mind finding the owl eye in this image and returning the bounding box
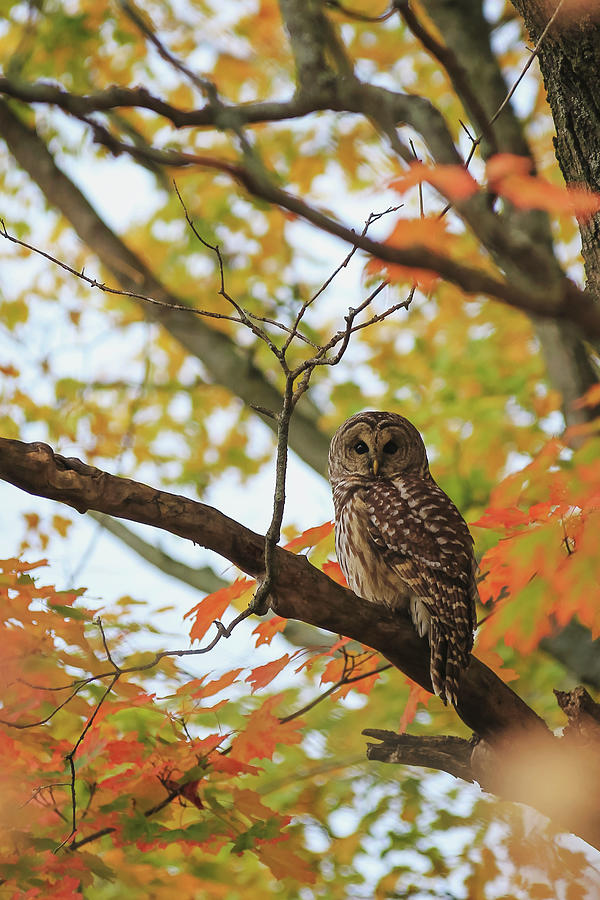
[383,440,398,455]
[353,440,368,454]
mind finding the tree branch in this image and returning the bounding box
[0,435,547,741]
[364,730,475,781]
[364,721,600,850]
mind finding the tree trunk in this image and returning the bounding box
[512,0,600,301]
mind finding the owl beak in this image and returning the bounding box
[371,457,380,476]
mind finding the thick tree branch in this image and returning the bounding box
[509,0,600,300]
[412,0,599,425]
[364,730,475,781]
[0,435,546,742]
[541,621,600,690]
[0,73,568,295]
[0,77,318,129]
[365,715,600,850]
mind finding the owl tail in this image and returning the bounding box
[428,621,468,708]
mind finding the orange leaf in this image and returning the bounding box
[487,154,600,220]
[246,652,299,693]
[391,162,478,201]
[321,656,346,685]
[575,382,600,408]
[230,695,304,762]
[471,506,530,530]
[210,755,260,776]
[322,560,347,585]
[253,615,288,646]
[399,681,431,732]
[474,647,519,683]
[258,839,316,884]
[284,521,334,553]
[186,578,253,642]
[52,515,72,538]
[486,153,532,181]
[189,668,243,699]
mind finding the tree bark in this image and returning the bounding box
[511,0,600,301]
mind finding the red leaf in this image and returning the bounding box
[391,162,478,201]
[252,615,287,646]
[186,578,253,643]
[246,652,299,693]
[284,521,334,552]
[230,695,303,762]
[105,739,145,766]
[163,777,204,809]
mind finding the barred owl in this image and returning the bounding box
[328,411,477,707]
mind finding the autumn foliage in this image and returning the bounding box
[1,0,600,897]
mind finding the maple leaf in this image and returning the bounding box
[246,652,300,693]
[229,695,304,762]
[487,154,600,220]
[185,578,254,643]
[252,615,287,646]
[187,668,244,700]
[257,839,317,884]
[162,777,204,809]
[398,681,431,733]
[322,560,347,585]
[391,162,478,201]
[284,521,334,553]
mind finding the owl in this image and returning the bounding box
[328,411,477,707]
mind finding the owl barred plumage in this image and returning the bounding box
[328,411,477,707]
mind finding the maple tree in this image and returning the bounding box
[1,0,600,896]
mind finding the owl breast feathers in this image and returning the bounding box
[328,410,477,707]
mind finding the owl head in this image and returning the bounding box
[328,411,429,484]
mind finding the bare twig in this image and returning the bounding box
[2,607,256,727]
[0,219,242,325]
[279,662,392,724]
[326,0,394,24]
[54,672,120,852]
[119,0,217,100]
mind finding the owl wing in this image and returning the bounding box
[360,474,477,639]
[360,475,477,706]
